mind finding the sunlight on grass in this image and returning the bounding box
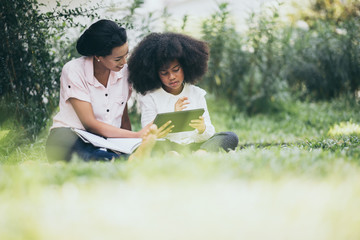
[0,130,9,141]
[328,121,360,136]
[1,176,360,240]
[1,99,360,239]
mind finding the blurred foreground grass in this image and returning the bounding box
[1,97,360,240]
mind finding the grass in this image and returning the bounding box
[1,96,360,239]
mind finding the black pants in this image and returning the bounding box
[153,131,239,154]
[46,128,125,162]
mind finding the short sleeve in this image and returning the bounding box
[192,85,206,98]
[127,83,133,101]
[138,93,157,127]
[61,62,91,103]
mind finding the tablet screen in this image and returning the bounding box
[153,108,205,133]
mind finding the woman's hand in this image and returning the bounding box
[174,97,190,111]
[189,116,206,134]
[139,121,174,139]
[156,120,174,138]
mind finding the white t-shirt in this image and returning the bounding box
[51,56,131,130]
[138,83,215,144]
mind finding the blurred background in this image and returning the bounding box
[1,1,360,239]
[1,0,359,140]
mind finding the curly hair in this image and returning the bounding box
[76,19,127,57]
[128,32,209,95]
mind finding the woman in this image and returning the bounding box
[128,32,238,153]
[46,20,171,161]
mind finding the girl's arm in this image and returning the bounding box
[192,95,216,142]
[70,98,144,138]
[121,103,132,131]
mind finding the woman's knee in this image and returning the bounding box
[45,128,79,161]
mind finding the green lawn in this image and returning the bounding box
[1,97,360,240]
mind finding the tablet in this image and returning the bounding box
[153,108,205,133]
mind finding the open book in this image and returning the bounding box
[72,128,142,155]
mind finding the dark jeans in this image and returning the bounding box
[46,128,126,162]
[153,131,239,154]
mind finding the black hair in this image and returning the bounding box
[76,19,127,57]
[128,32,209,95]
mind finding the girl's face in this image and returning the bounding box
[98,42,129,72]
[158,59,184,95]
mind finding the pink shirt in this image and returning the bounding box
[51,56,131,130]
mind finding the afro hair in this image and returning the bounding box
[128,32,209,95]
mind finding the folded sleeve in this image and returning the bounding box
[192,94,215,142]
[60,62,91,103]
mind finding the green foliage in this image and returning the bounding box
[0,0,152,141]
[285,0,360,99]
[201,3,290,114]
[105,0,158,40]
[271,0,360,100]
[3,95,360,164]
[1,96,360,239]
[241,4,290,113]
[286,17,360,99]
[201,1,360,112]
[0,0,100,139]
[201,3,252,112]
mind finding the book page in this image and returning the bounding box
[72,129,142,154]
[107,138,142,153]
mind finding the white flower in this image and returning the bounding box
[241,45,254,53]
[335,28,347,35]
[296,20,309,31]
[42,95,49,104]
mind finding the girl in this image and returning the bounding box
[128,32,238,153]
[46,20,171,162]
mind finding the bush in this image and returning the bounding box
[0,0,153,140]
[277,0,360,100]
[0,0,101,138]
[286,18,360,99]
[201,3,249,101]
[201,2,290,114]
[201,1,360,113]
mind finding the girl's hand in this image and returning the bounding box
[174,97,190,111]
[189,116,205,134]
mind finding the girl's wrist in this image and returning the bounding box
[198,126,206,134]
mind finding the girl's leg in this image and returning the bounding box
[153,140,185,154]
[199,132,239,152]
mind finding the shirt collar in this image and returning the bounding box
[84,56,99,86]
[84,57,126,87]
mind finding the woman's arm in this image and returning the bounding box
[121,103,132,131]
[69,98,141,138]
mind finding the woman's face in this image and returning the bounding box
[98,42,129,72]
[158,59,184,95]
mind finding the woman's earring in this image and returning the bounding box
[97,59,100,62]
